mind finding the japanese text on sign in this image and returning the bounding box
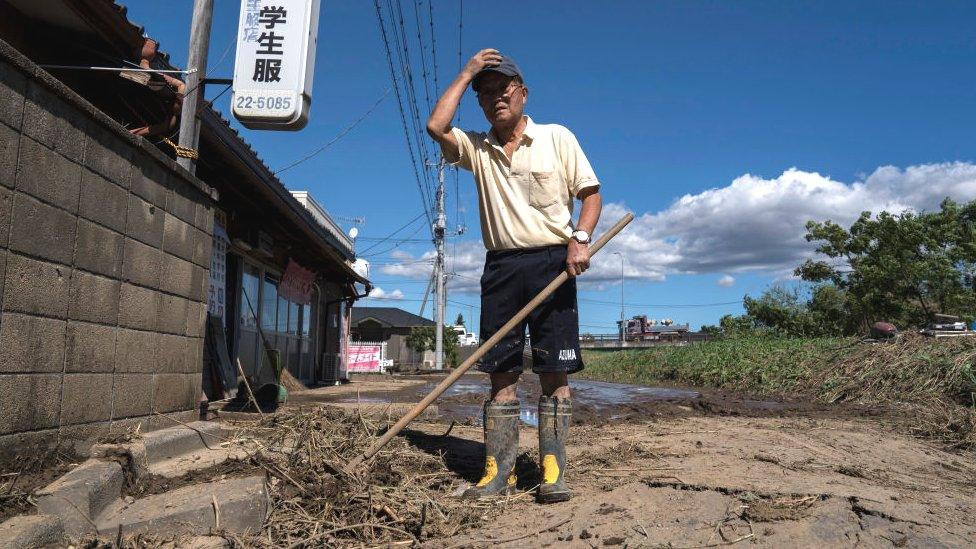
[279,258,316,305]
[232,0,321,130]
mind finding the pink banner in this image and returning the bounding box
[347,345,382,373]
[279,258,315,304]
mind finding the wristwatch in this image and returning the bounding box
[571,230,591,244]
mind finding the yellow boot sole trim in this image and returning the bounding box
[542,454,560,484]
[476,456,498,487]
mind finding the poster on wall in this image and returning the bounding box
[279,258,315,304]
[207,223,229,319]
[346,345,383,373]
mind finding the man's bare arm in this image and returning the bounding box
[426,48,502,162]
[566,187,602,277]
[576,187,602,235]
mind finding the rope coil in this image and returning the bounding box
[163,137,200,160]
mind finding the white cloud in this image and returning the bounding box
[378,240,486,294]
[593,162,976,278]
[717,275,736,287]
[367,286,404,300]
[373,162,976,288]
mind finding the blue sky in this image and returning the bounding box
[127,1,976,333]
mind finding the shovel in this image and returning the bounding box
[343,213,634,473]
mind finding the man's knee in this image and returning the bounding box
[489,372,520,402]
[539,372,570,399]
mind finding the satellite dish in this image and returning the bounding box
[348,227,359,239]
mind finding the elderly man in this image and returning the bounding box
[427,49,602,504]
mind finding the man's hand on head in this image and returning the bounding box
[463,49,503,78]
[566,239,590,277]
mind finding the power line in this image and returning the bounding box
[373,0,434,226]
[362,221,430,257]
[578,297,742,309]
[207,33,237,74]
[456,0,463,128]
[274,87,391,175]
[367,258,434,266]
[412,0,434,112]
[356,237,429,243]
[427,0,440,93]
[389,0,436,177]
[357,211,427,255]
[367,279,435,284]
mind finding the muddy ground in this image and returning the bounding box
[0,449,81,523]
[291,373,976,547]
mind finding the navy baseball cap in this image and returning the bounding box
[472,55,523,92]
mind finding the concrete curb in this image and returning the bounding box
[34,459,124,538]
[0,421,267,545]
[96,475,268,536]
[92,421,233,478]
[0,515,66,549]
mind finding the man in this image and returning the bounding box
[427,49,602,504]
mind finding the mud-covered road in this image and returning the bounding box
[291,374,976,547]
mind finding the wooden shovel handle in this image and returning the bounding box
[343,213,635,473]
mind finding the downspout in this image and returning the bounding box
[323,282,372,383]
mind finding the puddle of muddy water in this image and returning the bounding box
[315,374,791,426]
[420,377,703,426]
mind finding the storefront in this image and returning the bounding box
[233,255,315,385]
[193,82,368,392]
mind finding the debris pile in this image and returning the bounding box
[819,332,976,447]
[223,406,490,547]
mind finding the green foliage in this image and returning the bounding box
[718,313,757,336]
[582,337,846,392]
[725,284,857,337]
[699,324,722,336]
[796,197,976,329]
[455,313,465,326]
[718,198,976,337]
[580,336,976,447]
[581,336,976,405]
[405,326,460,366]
[405,326,432,354]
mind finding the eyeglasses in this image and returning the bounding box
[476,80,523,103]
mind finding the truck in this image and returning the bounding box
[617,315,690,342]
[449,325,479,346]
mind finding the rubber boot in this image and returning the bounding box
[462,400,519,499]
[537,395,572,503]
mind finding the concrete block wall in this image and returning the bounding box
[0,40,215,456]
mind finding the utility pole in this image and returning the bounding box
[433,160,447,370]
[177,0,214,175]
[614,252,625,345]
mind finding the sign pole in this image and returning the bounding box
[177,0,214,175]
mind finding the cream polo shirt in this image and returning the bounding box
[451,116,600,251]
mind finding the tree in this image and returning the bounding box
[736,284,858,337]
[719,313,756,336]
[405,326,460,367]
[455,313,465,327]
[699,324,722,336]
[796,198,976,329]
[405,326,434,354]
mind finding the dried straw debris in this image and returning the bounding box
[220,406,493,547]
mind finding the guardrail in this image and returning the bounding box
[580,333,711,349]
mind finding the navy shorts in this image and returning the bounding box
[478,245,583,375]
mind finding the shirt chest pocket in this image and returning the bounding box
[520,170,563,209]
